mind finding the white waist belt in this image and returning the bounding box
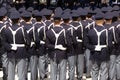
[11,44,25,47]
[77,39,83,42]
[95,45,107,48]
[94,45,107,51]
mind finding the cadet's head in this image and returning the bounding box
[87,13,92,19]
[53,14,61,25]
[0,7,7,21]
[87,9,94,19]
[62,12,71,24]
[18,7,26,14]
[95,13,105,25]
[44,10,53,20]
[27,7,34,13]
[71,10,79,21]
[104,12,113,24]
[80,10,87,20]
[21,11,32,22]
[101,7,108,13]
[112,11,119,23]
[112,5,119,12]
[10,11,20,24]
[33,10,42,22]
[53,8,63,25]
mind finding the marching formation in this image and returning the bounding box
[0,5,120,80]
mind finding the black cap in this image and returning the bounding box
[18,7,26,13]
[71,10,79,18]
[112,11,119,17]
[64,9,71,13]
[95,13,104,20]
[87,10,96,15]
[80,10,88,16]
[10,11,20,19]
[54,7,63,15]
[40,8,48,15]
[54,12,62,20]
[21,11,32,18]
[9,7,17,13]
[118,11,120,16]
[94,8,101,13]
[33,10,42,17]
[101,7,107,13]
[104,12,113,19]
[27,7,34,12]
[77,7,83,12]
[62,12,71,19]
[84,7,90,11]
[0,7,7,17]
[44,9,53,16]
[106,6,113,12]
[112,5,119,11]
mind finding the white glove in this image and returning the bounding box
[55,45,66,51]
[95,45,101,51]
[30,42,35,47]
[11,44,17,50]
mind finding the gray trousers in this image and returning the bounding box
[8,58,28,80]
[38,55,46,79]
[91,61,108,80]
[30,55,38,80]
[116,54,120,80]
[84,49,92,77]
[67,55,75,80]
[76,54,84,79]
[50,59,67,80]
[1,52,8,80]
[109,55,116,80]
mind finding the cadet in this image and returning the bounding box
[42,8,54,78]
[84,12,112,80]
[2,10,30,80]
[82,9,95,79]
[21,11,38,80]
[116,21,120,80]
[33,10,47,80]
[0,7,8,80]
[61,12,77,80]
[104,12,117,80]
[79,9,90,79]
[46,12,68,80]
[70,10,85,80]
[112,11,120,80]
[43,9,53,30]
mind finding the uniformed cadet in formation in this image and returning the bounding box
[0,7,8,80]
[0,4,120,80]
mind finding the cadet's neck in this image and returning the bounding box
[26,21,31,24]
[54,24,60,27]
[96,19,104,26]
[105,19,112,24]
